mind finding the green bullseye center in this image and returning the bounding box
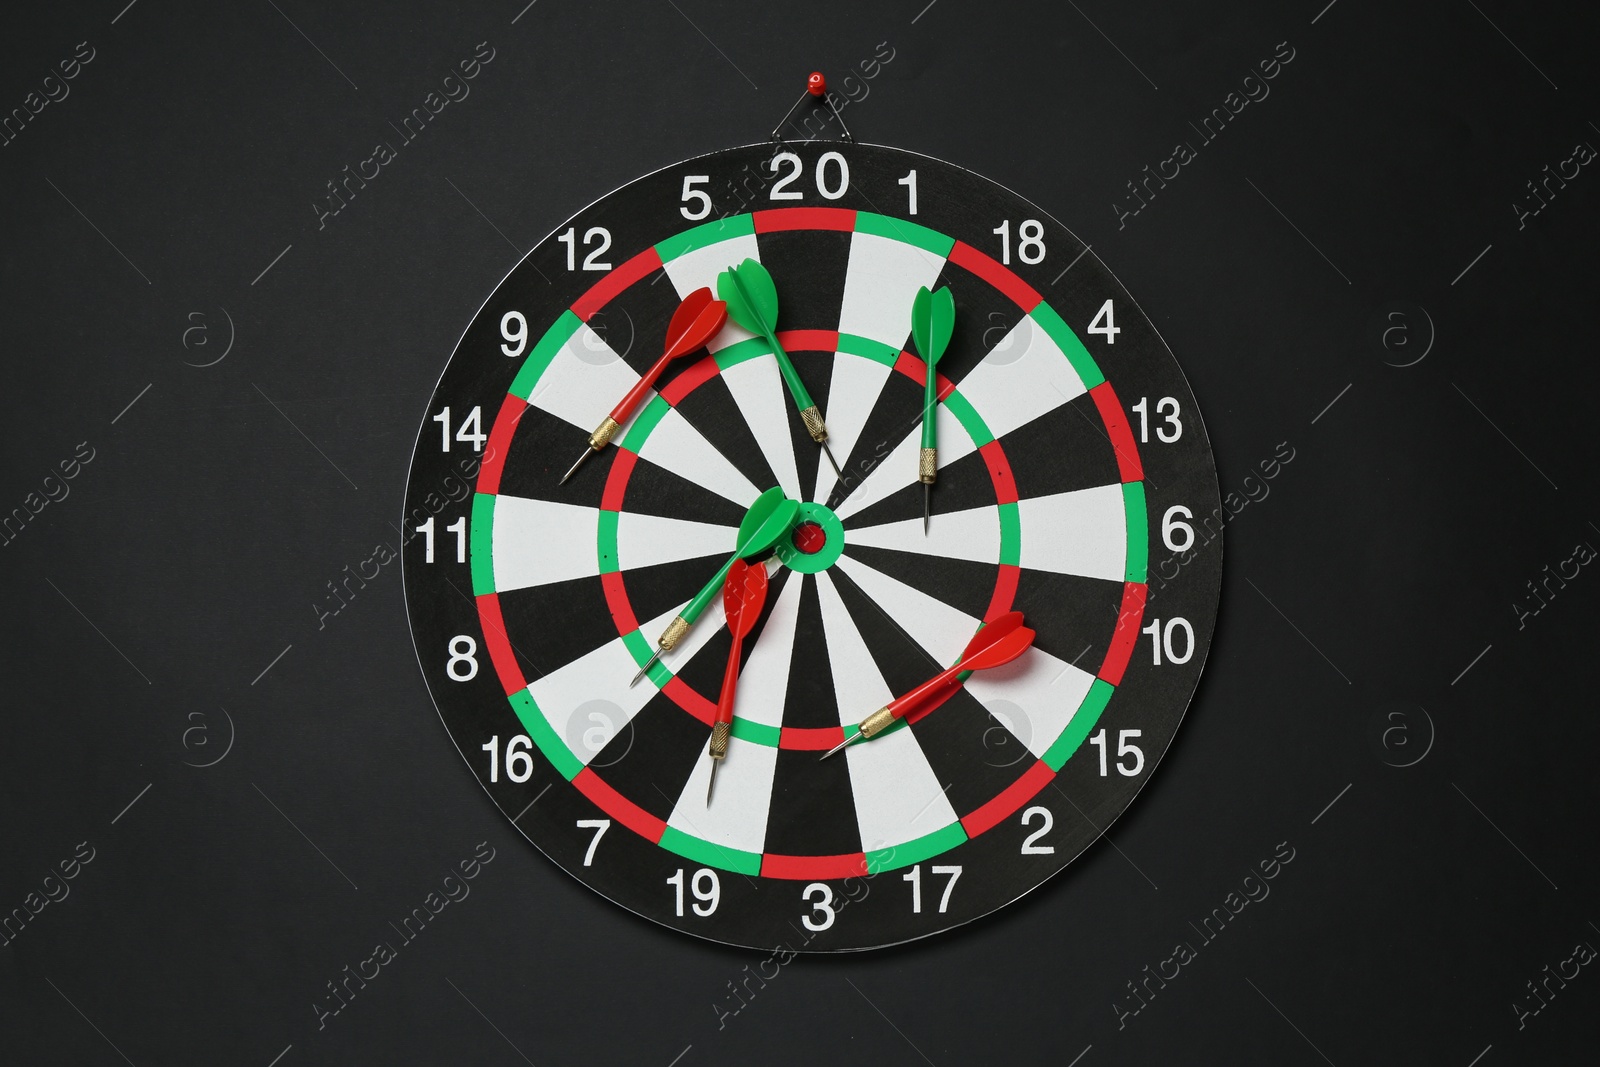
[774,501,845,574]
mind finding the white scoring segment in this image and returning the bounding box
[1015,484,1127,582]
[844,502,1002,567]
[633,405,761,509]
[525,322,642,431]
[833,554,979,668]
[814,572,959,851]
[836,231,947,348]
[956,315,1089,435]
[491,496,599,593]
[526,600,727,768]
[731,568,802,732]
[614,509,738,575]
[668,737,777,858]
[965,646,1097,761]
[718,353,804,501]
[812,354,894,503]
[660,232,761,353]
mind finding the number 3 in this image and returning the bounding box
[802,883,836,931]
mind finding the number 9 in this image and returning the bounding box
[500,311,527,358]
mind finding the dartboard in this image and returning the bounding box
[403,141,1221,951]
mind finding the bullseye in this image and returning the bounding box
[792,521,827,554]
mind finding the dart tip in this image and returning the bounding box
[821,440,842,478]
[560,447,594,485]
[819,734,858,760]
[706,760,720,804]
[629,648,662,688]
[924,484,931,535]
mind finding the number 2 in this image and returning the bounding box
[1020,806,1055,854]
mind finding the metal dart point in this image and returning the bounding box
[560,446,596,485]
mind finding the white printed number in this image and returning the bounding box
[576,819,610,866]
[1161,506,1194,553]
[446,635,478,681]
[1130,396,1182,442]
[898,169,918,214]
[993,219,1046,265]
[432,406,485,452]
[680,175,712,220]
[768,151,851,201]
[902,864,962,914]
[500,311,527,357]
[557,226,612,271]
[480,734,533,782]
[668,868,720,917]
[1088,299,1121,344]
[1141,617,1194,665]
[802,883,836,931]
[1020,806,1055,854]
[414,516,466,563]
[1089,729,1145,776]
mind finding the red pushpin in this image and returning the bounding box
[772,71,851,142]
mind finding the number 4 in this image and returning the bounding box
[1088,299,1120,343]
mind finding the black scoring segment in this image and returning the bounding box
[755,227,852,332]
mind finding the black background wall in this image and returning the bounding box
[3,1,1597,1063]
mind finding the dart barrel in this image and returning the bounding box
[800,405,828,444]
[659,615,690,651]
[589,416,621,451]
[709,720,730,760]
[858,706,896,739]
[919,448,937,483]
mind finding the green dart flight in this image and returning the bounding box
[718,258,842,477]
[630,487,799,686]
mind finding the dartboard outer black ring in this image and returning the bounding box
[402,141,1223,952]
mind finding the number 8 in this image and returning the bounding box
[446,635,478,681]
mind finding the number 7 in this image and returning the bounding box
[576,819,610,866]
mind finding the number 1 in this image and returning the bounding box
[898,169,918,215]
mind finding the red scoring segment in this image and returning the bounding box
[472,212,1149,872]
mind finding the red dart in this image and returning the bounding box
[560,287,728,484]
[707,559,769,803]
[822,612,1036,759]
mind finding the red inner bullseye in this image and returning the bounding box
[792,521,827,554]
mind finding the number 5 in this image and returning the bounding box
[680,175,711,220]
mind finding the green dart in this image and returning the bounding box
[911,285,955,533]
[718,259,842,477]
[630,487,800,686]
